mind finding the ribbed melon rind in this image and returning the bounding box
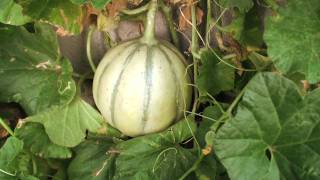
[93,39,192,136]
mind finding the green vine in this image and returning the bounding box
[205,0,212,43]
[191,4,199,115]
[178,153,205,180]
[159,0,180,48]
[121,3,150,15]
[86,25,97,73]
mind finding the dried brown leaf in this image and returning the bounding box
[128,0,143,6]
[56,27,71,36]
[178,5,203,31]
[202,145,212,155]
[0,127,8,138]
[301,80,310,91]
[86,4,100,15]
[97,13,120,31]
[106,0,128,17]
[168,0,184,4]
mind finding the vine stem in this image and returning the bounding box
[31,155,37,176]
[226,85,246,115]
[159,0,180,48]
[191,3,199,115]
[141,0,158,45]
[211,85,247,132]
[179,153,205,180]
[121,3,150,15]
[72,72,82,78]
[188,0,202,162]
[0,168,16,177]
[76,72,92,97]
[86,25,97,72]
[205,0,212,45]
[0,117,14,137]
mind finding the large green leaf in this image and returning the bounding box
[68,118,197,179]
[264,0,320,83]
[0,137,24,180]
[15,122,72,159]
[214,73,320,180]
[196,105,224,147]
[16,0,82,34]
[220,0,253,12]
[196,49,235,96]
[0,137,51,180]
[27,97,103,147]
[0,23,76,115]
[70,0,112,9]
[0,0,31,25]
[14,152,51,180]
[68,138,116,180]
[114,118,197,180]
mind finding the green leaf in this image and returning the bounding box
[16,0,82,34]
[15,122,72,159]
[68,138,116,180]
[195,154,217,180]
[196,106,223,147]
[0,137,51,180]
[47,159,69,180]
[70,0,112,9]
[13,151,33,178]
[53,168,67,180]
[0,0,31,25]
[214,72,320,180]
[0,23,76,115]
[114,118,197,180]
[220,0,253,12]
[17,155,51,180]
[196,49,235,96]
[264,0,320,83]
[248,52,272,71]
[203,106,224,122]
[225,7,264,47]
[92,121,123,138]
[27,97,103,147]
[0,137,23,179]
[21,176,40,180]
[91,0,112,9]
[70,0,87,4]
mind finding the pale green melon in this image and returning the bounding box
[93,39,192,136]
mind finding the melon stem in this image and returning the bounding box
[141,0,158,45]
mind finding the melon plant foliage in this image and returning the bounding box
[0,0,320,180]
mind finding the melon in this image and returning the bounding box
[92,38,192,136]
[92,0,192,136]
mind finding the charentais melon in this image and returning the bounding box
[93,0,192,136]
[93,39,192,136]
